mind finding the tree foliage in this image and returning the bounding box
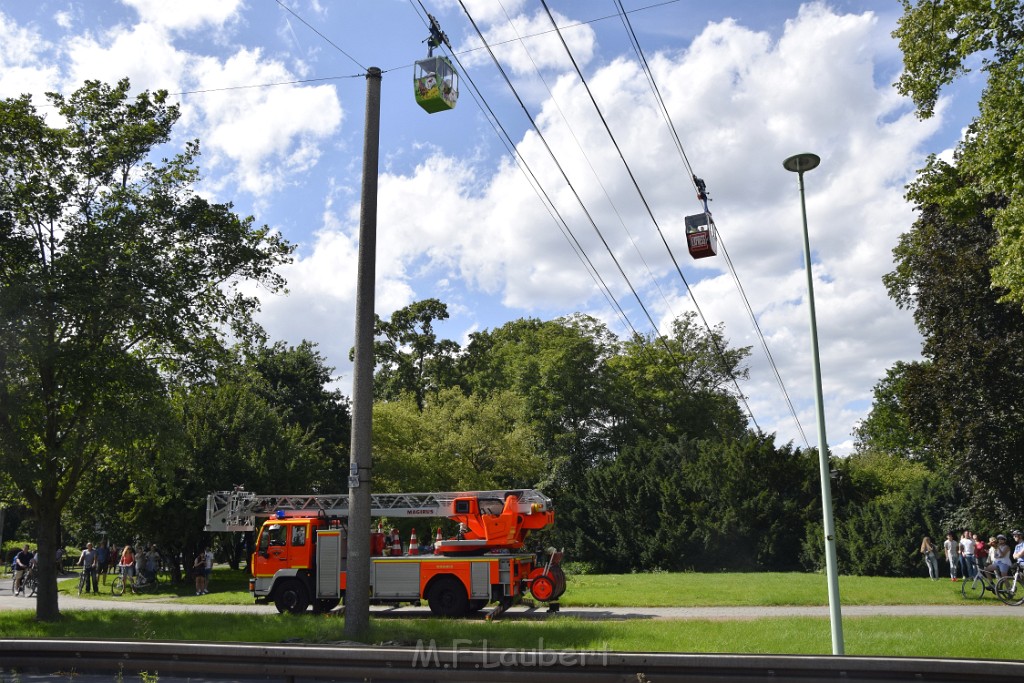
[0,79,292,619]
[368,298,459,410]
[894,0,1024,304]
[883,160,1024,521]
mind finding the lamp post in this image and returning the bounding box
[783,152,844,655]
[344,66,382,640]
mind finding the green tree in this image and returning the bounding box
[852,361,934,466]
[883,160,1024,520]
[0,80,292,620]
[459,315,618,484]
[893,0,1024,304]
[608,312,750,447]
[368,298,459,410]
[371,388,543,493]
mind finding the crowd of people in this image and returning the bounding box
[919,529,1024,581]
[71,541,167,593]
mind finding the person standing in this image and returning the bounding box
[943,532,959,581]
[203,546,214,594]
[193,551,206,595]
[96,541,110,585]
[76,542,98,593]
[960,529,978,579]
[920,536,939,580]
[991,535,1010,577]
[118,545,135,578]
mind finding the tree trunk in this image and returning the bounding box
[33,501,62,621]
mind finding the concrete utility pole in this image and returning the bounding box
[783,152,844,655]
[344,66,382,640]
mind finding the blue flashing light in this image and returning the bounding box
[275,509,286,519]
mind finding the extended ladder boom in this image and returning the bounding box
[205,488,552,532]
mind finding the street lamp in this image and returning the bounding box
[783,152,844,655]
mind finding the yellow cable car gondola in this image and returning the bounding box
[414,14,458,114]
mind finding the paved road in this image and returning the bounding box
[2,589,1023,619]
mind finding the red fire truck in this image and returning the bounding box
[205,488,566,617]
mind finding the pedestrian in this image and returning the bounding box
[943,531,959,581]
[920,536,939,580]
[203,546,214,593]
[96,541,110,585]
[959,529,978,579]
[193,551,206,595]
[76,542,98,593]
[973,532,988,570]
[118,545,135,577]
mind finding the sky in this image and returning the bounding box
[0,0,984,455]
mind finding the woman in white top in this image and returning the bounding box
[991,535,1012,577]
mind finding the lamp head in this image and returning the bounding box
[783,153,821,173]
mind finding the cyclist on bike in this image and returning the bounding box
[1013,530,1024,569]
[992,534,1012,577]
[76,542,99,593]
[13,545,33,596]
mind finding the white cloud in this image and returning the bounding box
[457,7,597,76]
[0,10,60,99]
[64,22,189,93]
[186,48,344,195]
[120,0,243,32]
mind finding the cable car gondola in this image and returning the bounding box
[685,212,717,259]
[414,14,458,114]
[685,176,717,259]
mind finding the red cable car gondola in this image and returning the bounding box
[685,212,717,259]
[686,176,717,259]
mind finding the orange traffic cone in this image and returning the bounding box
[408,528,419,555]
[391,528,402,556]
[435,527,443,544]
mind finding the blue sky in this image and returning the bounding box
[0,1,983,454]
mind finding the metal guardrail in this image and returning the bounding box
[1,640,1023,682]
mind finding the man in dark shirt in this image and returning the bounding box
[13,545,33,595]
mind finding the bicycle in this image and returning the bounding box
[21,566,38,597]
[995,565,1024,606]
[961,565,999,599]
[111,570,157,596]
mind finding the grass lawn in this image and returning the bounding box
[53,569,974,608]
[562,571,971,606]
[2,569,1015,659]
[0,610,1020,659]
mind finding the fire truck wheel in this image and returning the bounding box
[529,575,555,602]
[427,577,469,617]
[274,580,310,614]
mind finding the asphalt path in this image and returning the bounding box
[2,586,1023,619]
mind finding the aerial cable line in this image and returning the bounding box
[274,0,368,72]
[455,0,679,361]
[166,74,365,99]
[408,0,646,344]
[537,0,760,430]
[613,0,809,447]
[494,0,682,332]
